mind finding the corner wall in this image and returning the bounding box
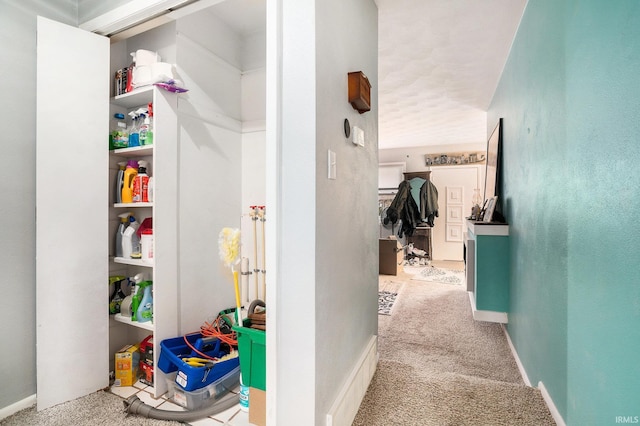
[271,0,378,424]
[315,0,379,423]
[489,0,640,423]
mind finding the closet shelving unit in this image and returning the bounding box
[108,84,179,395]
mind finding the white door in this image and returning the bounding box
[430,166,481,261]
[36,16,109,410]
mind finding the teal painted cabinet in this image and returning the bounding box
[465,220,509,323]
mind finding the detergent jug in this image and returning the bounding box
[121,160,138,203]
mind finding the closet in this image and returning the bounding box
[36,2,265,410]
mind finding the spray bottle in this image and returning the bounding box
[145,102,154,145]
[128,111,140,147]
[139,111,150,146]
[115,212,130,258]
[108,276,128,314]
[121,160,138,203]
[132,160,149,203]
[130,273,145,321]
[136,281,153,323]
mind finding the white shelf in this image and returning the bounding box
[112,86,154,108]
[114,202,153,208]
[113,313,154,331]
[111,145,153,157]
[114,257,154,267]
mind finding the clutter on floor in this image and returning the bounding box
[111,210,268,423]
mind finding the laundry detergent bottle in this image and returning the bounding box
[115,162,126,204]
[136,281,153,323]
[132,160,149,203]
[121,160,138,203]
[114,212,130,258]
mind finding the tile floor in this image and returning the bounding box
[110,380,253,426]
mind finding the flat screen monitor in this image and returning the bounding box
[483,118,503,221]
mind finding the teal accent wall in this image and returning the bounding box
[565,1,640,424]
[489,0,640,423]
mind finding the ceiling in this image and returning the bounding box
[205,0,527,150]
[375,0,527,149]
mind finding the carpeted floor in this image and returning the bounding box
[0,391,182,426]
[355,263,556,426]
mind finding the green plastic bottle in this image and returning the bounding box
[136,281,153,323]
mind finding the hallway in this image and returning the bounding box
[354,261,555,425]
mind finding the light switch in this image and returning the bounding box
[353,126,365,147]
[328,150,336,179]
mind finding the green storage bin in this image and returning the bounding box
[233,324,266,391]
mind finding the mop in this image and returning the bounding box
[250,206,259,301]
[218,227,242,326]
[258,206,266,300]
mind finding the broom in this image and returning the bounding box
[218,227,242,327]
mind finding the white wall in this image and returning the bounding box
[0,0,78,411]
[380,144,485,260]
[270,0,378,424]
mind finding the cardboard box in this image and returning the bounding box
[249,387,266,426]
[379,238,403,275]
[114,344,139,387]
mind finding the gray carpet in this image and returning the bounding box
[354,270,556,426]
[0,391,182,426]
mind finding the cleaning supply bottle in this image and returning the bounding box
[122,215,140,259]
[121,160,138,203]
[115,162,126,204]
[130,273,145,321]
[132,160,149,203]
[136,281,153,323]
[115,212,130,258]
[128,111,140,147]
[145,102,154,145]
[139,111,151,146]
[147,177,154,203]
[111,113,129,149]
[108,277,128,314]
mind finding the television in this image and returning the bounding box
[483,118,504,223]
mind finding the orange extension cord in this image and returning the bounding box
[182,315,238,360]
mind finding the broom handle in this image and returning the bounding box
[259,207,266,301]
[252,206,259,300]
[233,269,242,326]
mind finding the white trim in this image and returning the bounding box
[501,324,531,386]
[0,394,36,421]
[468,291,508,323]
[467,220,509,236]
[326,335,377,426]
[538,381,566,426]
[79,0,196,36]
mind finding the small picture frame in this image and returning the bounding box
[483,196,498,223]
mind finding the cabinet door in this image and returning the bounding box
[36,16,109,410]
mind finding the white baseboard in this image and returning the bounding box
[502,326,565,426]
[326,335,377,426]
[501,324,531,386]
[0,394,36,421]
[538,381,566,426]
[468,291,508,323]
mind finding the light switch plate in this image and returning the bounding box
[353,126,365,147]
[328,150,336,179]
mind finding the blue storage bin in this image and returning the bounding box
[158,333,240,391]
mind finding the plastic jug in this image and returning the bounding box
[121,160,138,203]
